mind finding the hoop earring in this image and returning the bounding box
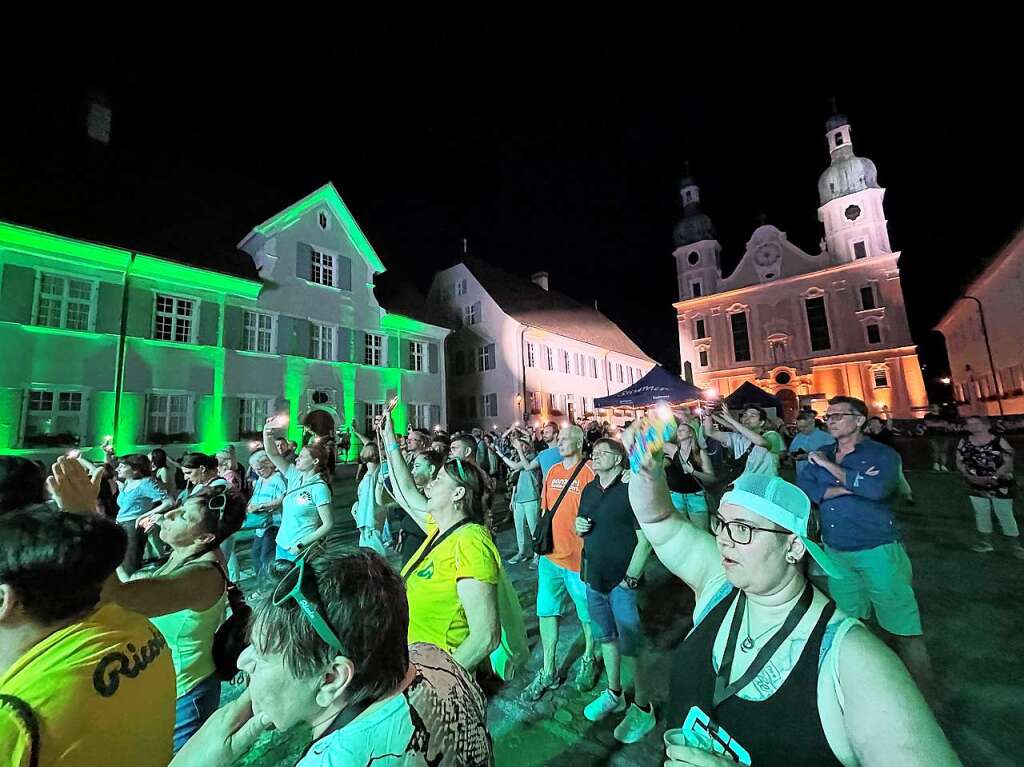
[785,554,797,564]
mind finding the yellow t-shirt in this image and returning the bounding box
[401,522,501,654]
[0,602,175,767]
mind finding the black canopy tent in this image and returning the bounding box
[594,366,704,409]
[724,381,782,412]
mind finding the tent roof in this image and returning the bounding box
[724,381,781,409]
[594,366,703,408]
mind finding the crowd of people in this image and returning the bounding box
[4,393,1021,765]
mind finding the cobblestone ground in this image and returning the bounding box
[223,462,1024,767]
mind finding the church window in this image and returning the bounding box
[730,312,751,363]
[691,281,702,298]
[859,285,876,310]
[698,349,709,367]
[853,241,867,260]
[688,251,700,265]
[804,297,831,351]
[835,132,844,146]
[866,324,881,344]
[873,368,889,389]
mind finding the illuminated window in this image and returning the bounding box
[25,389,83,446]
[456,279,468,296]
[238,397,272,436]
[154,295,195,343]
[147,393,192,438]
[364,333,383,366]
[477,344,495,371]
[527,343,536,368]
[311,248,336,286]
[409,341,425,372]
[528,391,541,413]
[243,311,275,353]
[34,272,95,331]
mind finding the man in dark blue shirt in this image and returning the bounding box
[799,395,933,690]
[575,438,655,744]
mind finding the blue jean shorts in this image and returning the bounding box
[585,583,641,656]
[536,556,590,622]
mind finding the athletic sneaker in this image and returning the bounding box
[613,702,657,743]
[584,689,626,722]
[507,553,526,565]
[971,540,995,553]
[575,655,602,691]
[521,670,560,702]
[527,555,538,570]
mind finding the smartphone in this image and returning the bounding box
[385,395,399,413]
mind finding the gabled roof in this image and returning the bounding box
[935,224,1024,332]
[238,182,386,274]
[458,256,655,362]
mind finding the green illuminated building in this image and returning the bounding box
[0,183,449,461]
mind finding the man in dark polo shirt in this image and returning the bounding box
[574,437,655,744]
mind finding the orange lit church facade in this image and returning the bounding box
[673,114,927,423]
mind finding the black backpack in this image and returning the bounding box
[211,564,252,682]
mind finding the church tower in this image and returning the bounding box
[672,170,721,300]
[816,114,892,264]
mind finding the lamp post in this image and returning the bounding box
[961,295,1003,416]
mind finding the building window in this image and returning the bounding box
[528,391,541,413]
[616,364,624,383]
[154,295,195,343]
[243,311,275,353]
[463,302,481,326]
[608,361,613,380]
[548,393,561,413]
[309,323,334,361]
[835,132,844,146]
[364,333,383,366]
[477,344,495,371]
[35,272,95,331]
[730,312,751,362]
[691,281,703,298]
[147,393,192,440]
[364,402,385,436]
[853,241,867,260]
[859,285,876,310]
[408,341,425,372]
[482,393,498,417]
[408,403,435,429]
[694,318,706,339]
[545,346,554,371]
[238,397,271,437]
[698,349,710,367]
[687,251,700,265]
[527,343,536,368]
[873,368,889,389]
[866,324,882,344]
[318,210,329,230]
[561,350,570,374]
[589,357,598,378]
[627,367,635,384]
[804,297,832,352]
[25,389,83,446]
[456,278,468,296]
[455,350,465,376]
[573,353,582,376]
[311,248,336,286]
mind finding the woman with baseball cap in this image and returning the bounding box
[622,420,959,767]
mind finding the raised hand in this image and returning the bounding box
[47,455,104,515]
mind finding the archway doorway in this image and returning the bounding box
[777,389,799,424]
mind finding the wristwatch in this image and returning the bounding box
[623,575,640,590]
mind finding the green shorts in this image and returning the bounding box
[824,542,923,637]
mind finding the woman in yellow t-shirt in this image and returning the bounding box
[381,413,502,670]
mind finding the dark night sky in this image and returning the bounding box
[2,24,1019,399]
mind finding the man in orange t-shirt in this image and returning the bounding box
[521,425,601,703]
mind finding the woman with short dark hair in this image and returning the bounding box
[114,453,174,575]
[0,456,47,515]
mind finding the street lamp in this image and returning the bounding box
[939,377,951,385]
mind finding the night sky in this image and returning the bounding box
[2,27,1019,402]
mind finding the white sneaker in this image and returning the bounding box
[613,702,656,743]
[583,689,626,722]
[971,540,995,553]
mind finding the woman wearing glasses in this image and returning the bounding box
[622,420,959,767]
[102,486,246,753]
[380,412,502,671]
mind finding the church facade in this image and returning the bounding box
[673,114,927,422]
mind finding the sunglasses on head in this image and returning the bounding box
[271,541,344,652]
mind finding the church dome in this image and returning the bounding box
[817,154,879,205]
[674,211,717,246]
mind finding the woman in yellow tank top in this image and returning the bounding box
[102,485,245,753]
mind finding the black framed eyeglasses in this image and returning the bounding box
[711,513,790,545]
[824,412,859,422]
[271,542,344,652]
[206,491,228,513]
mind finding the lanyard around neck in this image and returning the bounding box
[713,582,814,710]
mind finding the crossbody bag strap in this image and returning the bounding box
[402,519,473,581]
[545,459,587,518]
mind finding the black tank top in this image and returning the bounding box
[668,588,843,766]
[665,451,704,494]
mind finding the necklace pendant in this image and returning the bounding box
[740,637,755,653]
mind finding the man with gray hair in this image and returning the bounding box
[247,451,287,589]
[522,424,601,701]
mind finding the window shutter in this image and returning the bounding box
[472,301,481,323]
[387,334,400,367]
[407,403,416,427]
[224,307,244,350]
[296,242,313,280]
[486,343,496,371]
[401,339,411,370]
[276,316,295,355]
[223,396,242,439]
[337,254,352,291]
[488,393,497,415]
[296,320,312,358]
[430,404,441,427]
[428,343,439,374]
[338,327,352,362]
[1,265,37,324]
